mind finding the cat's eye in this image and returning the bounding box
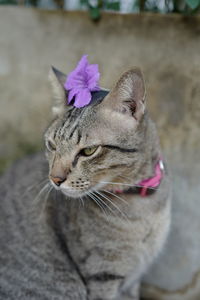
[47,139,56,152]
[82,146,98,156]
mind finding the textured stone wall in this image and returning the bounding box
[0,7,200,299]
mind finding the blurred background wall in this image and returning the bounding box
[0,4,200,299]
[0,7,200,173]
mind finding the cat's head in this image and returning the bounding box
[45,66,147,198]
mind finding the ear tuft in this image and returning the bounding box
[48,66,68,117]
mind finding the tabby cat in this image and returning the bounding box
[0,67,171,300]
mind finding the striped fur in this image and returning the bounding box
[0,154,87,300]
[0,68,171,299]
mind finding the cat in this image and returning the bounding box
[0,66,171,300]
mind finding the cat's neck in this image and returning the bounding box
[143,112,161,166]
[114,112,161,188]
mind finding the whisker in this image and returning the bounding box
[87,191,109,220]
[34,182,51,204]
[78,198,81,208]
[22,178,49,198]
[117,174,133,181]
[86,191,104,211]
[97,181,158,191]
[41,185,53,214]
[80,196,85,207]
[94,190,129,222]
[102,189,129,206]
[36,185,53,220]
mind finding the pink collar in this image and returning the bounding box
[113,159,164,197]
[138,159,164,196]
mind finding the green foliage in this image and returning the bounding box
[104,1,120,10]
[89,5,101,20]
[26,0,39,6]
[81,0,200,17]
[81,1,120,20]
[0,0,200,16]
[0,0,38,4]
[186,0,200,9]
[0,0,17,3]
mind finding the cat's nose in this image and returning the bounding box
[50,175,66,186]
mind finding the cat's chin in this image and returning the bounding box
[60,188,88,199]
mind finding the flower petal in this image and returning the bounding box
[64,55,100,108]
[64,55,89,90]
[86,64,100,90]
[74,89,91,108]
[75,54,88,72]
[65,71,84,89]
[68,89,78,104]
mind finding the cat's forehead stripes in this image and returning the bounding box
[64,107,88,141]
[53,90,109,143]
[60,107,78,138]
[54,106,88,143]
[52,109,72,139]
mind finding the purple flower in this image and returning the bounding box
[64,55,100,108]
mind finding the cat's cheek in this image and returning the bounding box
[45,150,50,161]
[45,151,56,176]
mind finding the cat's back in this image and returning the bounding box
[0,153,86,300]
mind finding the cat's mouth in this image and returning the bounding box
[50,179,107,199]
[49,179,90,198]
[60,187,88,198]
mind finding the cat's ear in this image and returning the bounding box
[104,68,146,121]
[48,66,68,117]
